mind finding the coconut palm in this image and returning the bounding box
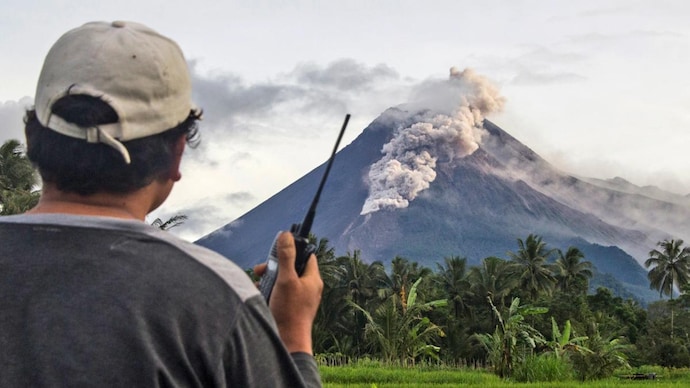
[645,239,690,300]
[333,251,388,356]
[337,251,386,306]
[312,235,340,287]
[149,214,187,230]
[469,256,516,310]
[435,256,472,319]
[389,256,432,308]
[312,237,352,355]
[554,247,593,295]
[507,234,557,301]
[645,239,690,339]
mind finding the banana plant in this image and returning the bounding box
[547,317,591,359]
[476,296,547,378]
[351,277,447,364]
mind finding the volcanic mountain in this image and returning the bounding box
[196,71,689,303]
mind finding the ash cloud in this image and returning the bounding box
[360,68,505,215]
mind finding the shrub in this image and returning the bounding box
[512,354,573,382]
[570,332,630,381]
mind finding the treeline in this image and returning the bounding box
[302,234,690,381]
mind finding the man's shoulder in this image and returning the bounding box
[0,213,261,302]
[147,224,262,302]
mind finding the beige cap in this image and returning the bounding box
[35,21,197,164]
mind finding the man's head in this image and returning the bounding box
[25,21,201,196]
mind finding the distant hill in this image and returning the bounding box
[196,107,688,304]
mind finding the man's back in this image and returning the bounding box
[11,20,323,387]
[0,214,316,387]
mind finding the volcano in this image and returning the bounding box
[196,76,690,304]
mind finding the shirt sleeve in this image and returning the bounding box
[290,352,321,388]
[219,296,322,388]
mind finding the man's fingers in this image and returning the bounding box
[301,253,319,278]
[253,263,267,277]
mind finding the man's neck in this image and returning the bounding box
[28,183,163,221]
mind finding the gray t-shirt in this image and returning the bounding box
[0,214,321,387]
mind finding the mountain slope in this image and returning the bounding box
[480,120,690,260]
[196,108,685,303]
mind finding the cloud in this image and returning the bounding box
[190,62,302,134]
[153,190,255,242]
[566,30,684,46]
[511,69,586,85]
[190,58,401,134]
[577,5,632,18]
[518,46,587,64]
[290,59,399,91]
[501,46,587,86]
[0,97,33,145]
[185,57,408,166]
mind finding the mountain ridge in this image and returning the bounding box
[196,108,687,303]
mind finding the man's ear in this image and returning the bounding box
[170,135,186,182]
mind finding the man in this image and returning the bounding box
[0,21,323,387]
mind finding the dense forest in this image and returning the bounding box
[284,234,690,381]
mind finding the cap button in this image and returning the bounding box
[111,21,126,28]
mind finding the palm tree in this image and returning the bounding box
[645,239,690,300]
[469,256,516,310]
[389,256,431,308]
[149,214,187,230]
[645,239,690,339]
[312,235,340,287]
[333,251,388,356]
[436,256,472,319]
[312,234,336,263]
[0,139,40,215]
[554,247,593,295]
[337,251,387,306]
[312,237,351,356]
[507,234,557,301]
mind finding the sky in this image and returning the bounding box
[1,0,688,242]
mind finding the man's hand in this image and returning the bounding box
[253,232,323,354]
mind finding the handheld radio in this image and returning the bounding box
[259,114,350,303]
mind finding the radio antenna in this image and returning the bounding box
[297,114,350,238]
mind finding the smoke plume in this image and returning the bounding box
[360,68,505,215]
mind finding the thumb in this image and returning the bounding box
[276,231,297,278]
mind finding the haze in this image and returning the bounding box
[1,0,688,241]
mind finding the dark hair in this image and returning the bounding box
[25,95,201,195]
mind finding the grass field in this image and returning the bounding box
[320,364,690,387]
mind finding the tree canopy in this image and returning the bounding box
[0,139,40,215]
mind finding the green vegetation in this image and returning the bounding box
[306,234,690,383]
[0,139,39,214]
[320,363,690,387]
